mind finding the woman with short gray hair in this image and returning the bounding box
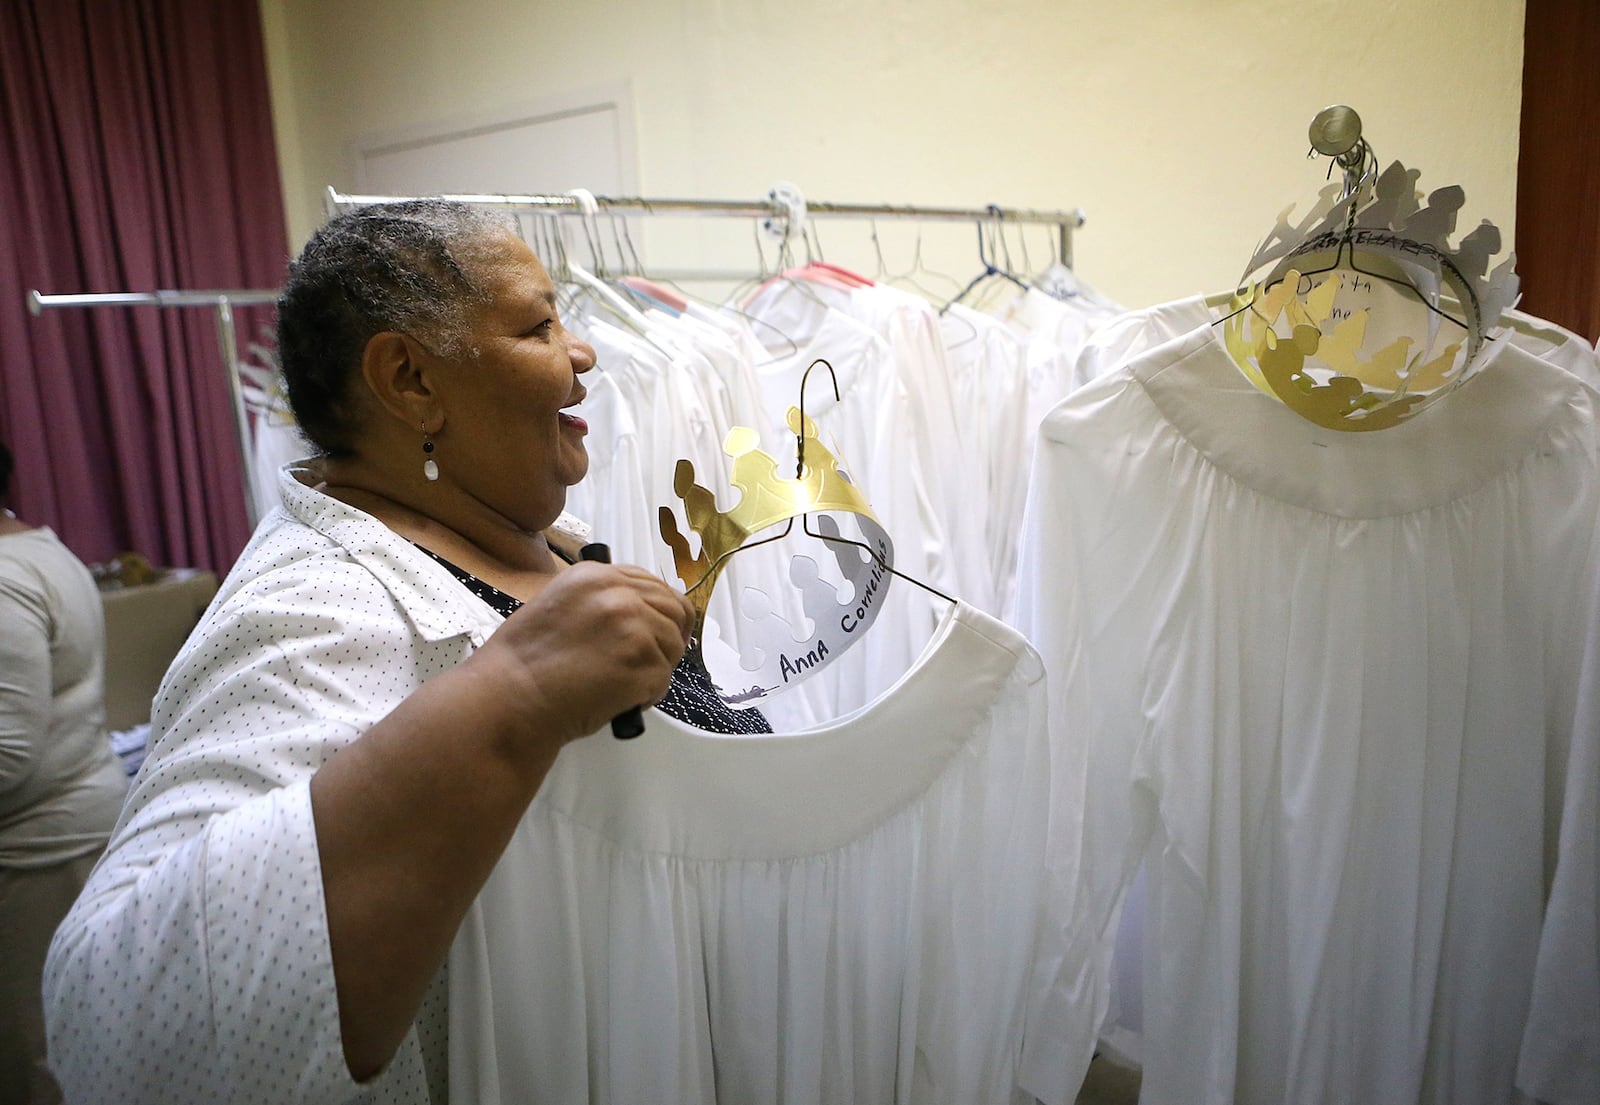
[44,201,697,1103]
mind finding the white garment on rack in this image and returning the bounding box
[666,306,770,443]
[575,266,1113,726]
[941,303,1030,616]
[246,405,309,521]
[571,306,837,729]
[559,366,650,568]
[644,305,806,679]
[1501,306,1600,389]
[1030,291,1209,1068]
[1066,294,1212,394]
[996,285,1122,424]
[1070,297,1600,402]
[748,304,951,721]
[575,316,682,580]
[844,284,991,608]
[449,600,1054,1105]
[1043,292,1600,1075]
[1014,323,1600,1105]
[744,279,977,604]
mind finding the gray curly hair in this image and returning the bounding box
[276,199,520,457]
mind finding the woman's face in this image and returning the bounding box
[429,231,596,528]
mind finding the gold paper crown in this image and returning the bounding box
[1221,270,1459,430]
[658,407,876,631]
[1223,160,1521,431]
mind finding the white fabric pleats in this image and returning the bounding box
[1013,321,1600,1105]
[564,275,1117,728]
[448,602,1056,1105]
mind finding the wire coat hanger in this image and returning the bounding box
[793,361,956,608]
[942,210,1029,315]
[677,358,955,611]
[1214,120,1473,339]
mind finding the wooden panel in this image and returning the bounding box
[1516,0,1600,342]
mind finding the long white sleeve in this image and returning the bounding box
[44,480,493,1105]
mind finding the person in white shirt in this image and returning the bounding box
[0,438,126,1105]
[43,201,696,1103]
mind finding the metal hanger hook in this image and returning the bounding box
[797,357,843,476]
[869,217,889,281]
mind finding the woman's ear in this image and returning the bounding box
[360,331,441,432]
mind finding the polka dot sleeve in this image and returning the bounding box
[44,547,463,1105]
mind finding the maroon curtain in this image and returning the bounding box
[0,0,288,573]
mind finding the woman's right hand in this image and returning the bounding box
[307,559,691,1082]
[467,562,695,752]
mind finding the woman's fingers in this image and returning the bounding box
[474,563,694,742]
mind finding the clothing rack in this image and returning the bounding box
[25,188,1087,536]
[326,186,1088,269]
[27,288,281,528]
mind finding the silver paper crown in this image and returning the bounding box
[1241,160,1520,336]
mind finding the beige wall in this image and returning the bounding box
[260,0,1526,309]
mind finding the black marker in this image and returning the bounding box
[578,542,646,739]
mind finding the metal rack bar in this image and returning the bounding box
[326,188,1087,268]
[28,290,281,312]
[26,288,280,528]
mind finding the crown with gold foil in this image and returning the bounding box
[1224,159,1521,431]
[1221,270,1460,430]
[659,406,877,633]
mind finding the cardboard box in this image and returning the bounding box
[100,569,219,731]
